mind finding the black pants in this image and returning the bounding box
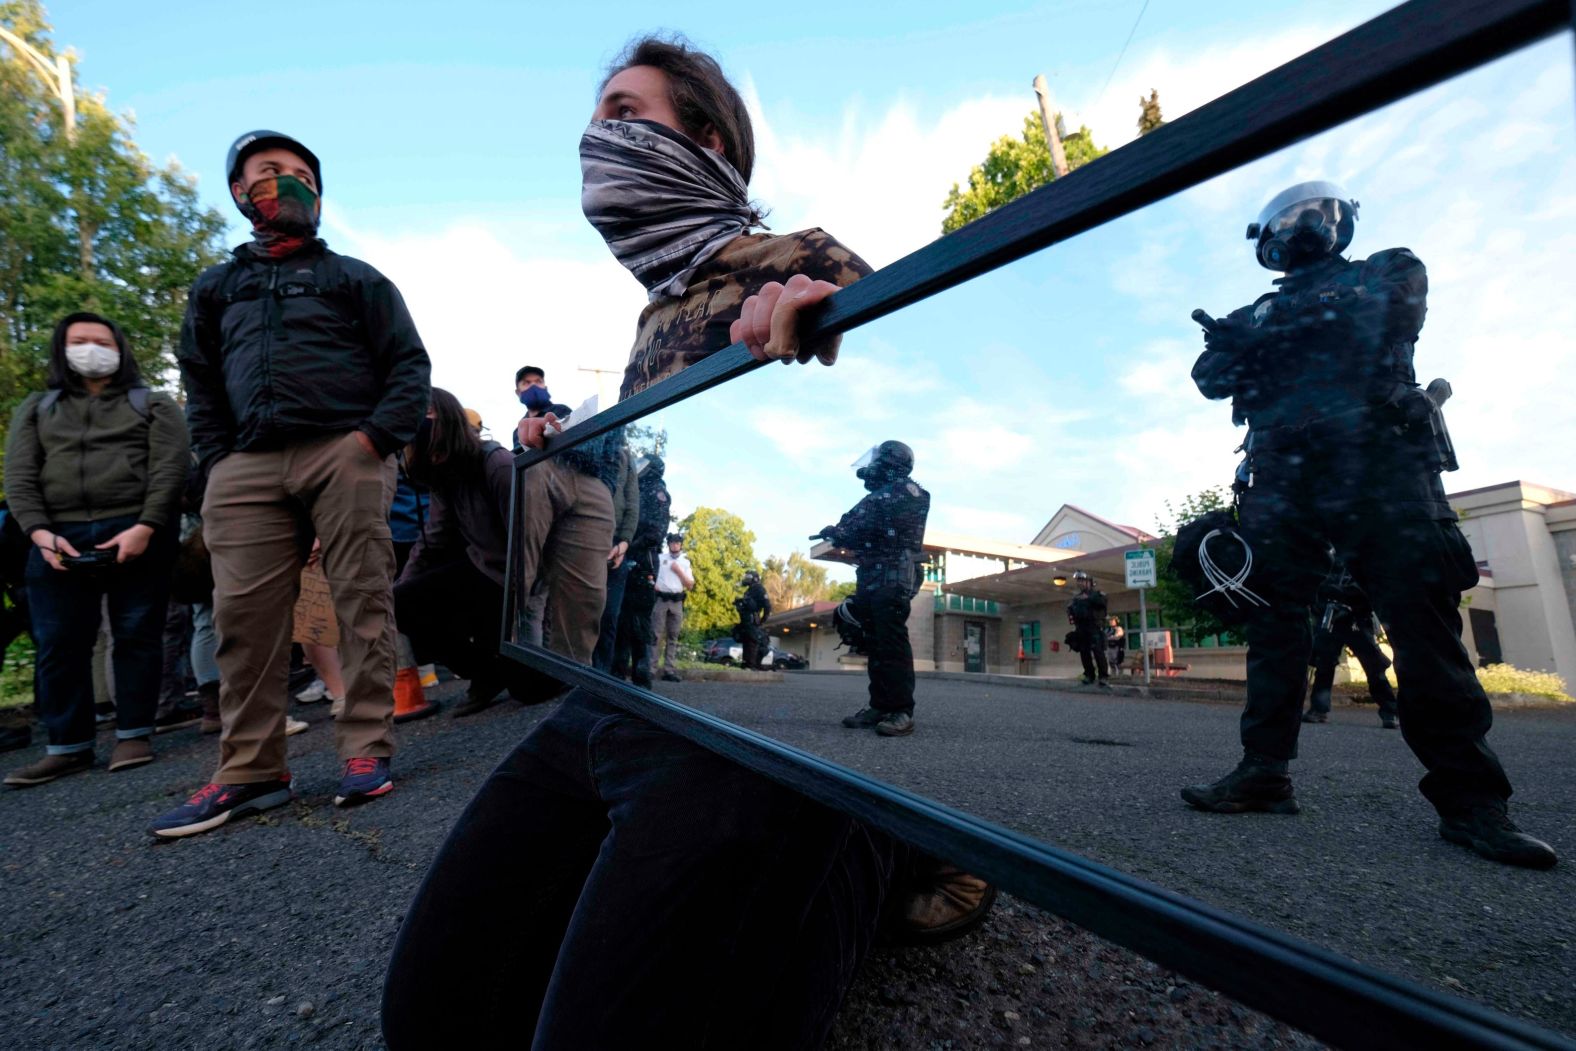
[851,587,915,714]
[1235,445,1510,815]
[614,579,654,685]
[740,623,770,670]
[26,514,176,752]
[1307,618,1398,718]
[382,690,898,1050]
[591,560,632,672]
[1073,623,1109,681]
[394,559,516,692]
[158,600,195,708]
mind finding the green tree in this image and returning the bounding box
[678,506,760,638]
[1149,485,1239,645]
[826,580,857,603]
[940,112,1108,234]
[1138,89,1165,135]
[761,550,832,612]
[624,422,667,459]
[1,0,227,482]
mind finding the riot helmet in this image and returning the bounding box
[1246,181,1357,271]
[852,440,915,490]
[740,569,761,587]
[636,454,665,479]
[1073,570,1094,592]
[227,130,323,194]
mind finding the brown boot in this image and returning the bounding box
[885,858,997,946]
[109,737,155,772]
[5,751,94,787]
[198,681,222,734]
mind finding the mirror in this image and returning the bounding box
[508,31,1576,1038]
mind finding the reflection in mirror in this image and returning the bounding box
[511,31,1576,1038]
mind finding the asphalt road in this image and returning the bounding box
[1,670,1569,1049]
[674,671,1576,1039]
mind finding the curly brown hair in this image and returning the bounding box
[603,34,755,182]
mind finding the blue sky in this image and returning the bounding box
[40,3,1575,568]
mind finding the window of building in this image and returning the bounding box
[935,593,1000,615]
[1019,620,1042,656]
[925,553,946,584]
[1120,610,1243,648]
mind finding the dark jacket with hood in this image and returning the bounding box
[178,240,431,468]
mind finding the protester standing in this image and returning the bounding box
[151,130,429,837]
[1106,617,1126,675]
[3,312,188,785]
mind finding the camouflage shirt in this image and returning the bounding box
[619,228,873,400]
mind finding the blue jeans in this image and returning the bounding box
[26,515,177,754]
[591,560,632,671]
[190,601,219,687]
[382,690,898,1050]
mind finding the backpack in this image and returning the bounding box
[37,386,151,419]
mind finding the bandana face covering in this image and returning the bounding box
[238,174,322,258]
[580,119,762,300]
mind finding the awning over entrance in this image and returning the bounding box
[943,541,1143,602]
[811,528,1075,568]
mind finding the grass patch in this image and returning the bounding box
[1475,663,1573,703]
[1,634,34,711]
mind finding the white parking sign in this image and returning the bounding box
[1125,549,1157,588]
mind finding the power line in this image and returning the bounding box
[1095,0,1151,111]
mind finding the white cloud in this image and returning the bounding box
[321,207,646,443]
[747,87,1029,269]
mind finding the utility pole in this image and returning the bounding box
[1031,74,1070,179]
[577,366,621,409]
[1,26,91,277]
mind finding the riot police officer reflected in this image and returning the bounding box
[1181,182,1555,868]
[732,570,772,670]
[1302,561,1398,729]
[819,441,931,738]
[1067,571,1111,688]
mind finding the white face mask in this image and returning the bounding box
[65,341,121,379]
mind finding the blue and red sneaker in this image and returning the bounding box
[148,777,293,838]
[334,757,393,807]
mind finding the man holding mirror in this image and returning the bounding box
[385,35,991,1050]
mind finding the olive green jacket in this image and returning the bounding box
[3,385,190,536]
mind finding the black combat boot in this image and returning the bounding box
[1438,803,1557,869]
[1181,752,1300,814]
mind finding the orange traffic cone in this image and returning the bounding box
[392,665,439,723]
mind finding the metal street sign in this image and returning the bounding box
[1125,549,1157,589]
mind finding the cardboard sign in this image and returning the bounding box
[291,562,340,648]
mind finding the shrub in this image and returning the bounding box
[1475,663,1572,702]
[1,635,35,710]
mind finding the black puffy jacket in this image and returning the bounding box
[178,241,431,466]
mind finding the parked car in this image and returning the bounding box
[703,637,805,669]
[771,650,808,670]
[703,638,741,664]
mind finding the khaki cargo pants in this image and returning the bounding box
[204,432,397,783]
[514,459,615,665]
